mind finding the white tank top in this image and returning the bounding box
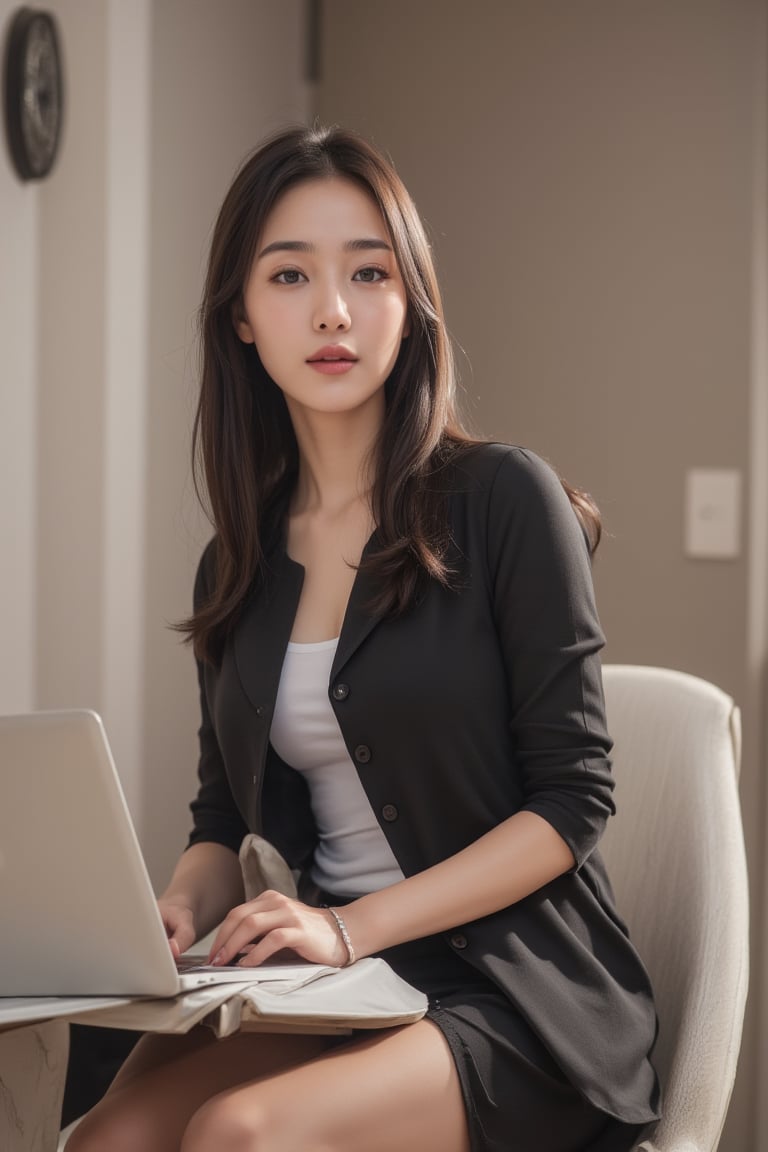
[269,637,404,898]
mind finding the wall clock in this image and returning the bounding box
[4,6,64,181]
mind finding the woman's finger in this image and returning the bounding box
[209,906,298,965]
[159,901,196,958]
[205,899,260,962]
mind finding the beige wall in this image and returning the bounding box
[317,2,763,1150]
[36,0,108,714]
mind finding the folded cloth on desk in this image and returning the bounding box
[219,958,428,1035]
[63,958,428,1037]
[65,983,255,1034]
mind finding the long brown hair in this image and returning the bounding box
[179,125,600,663]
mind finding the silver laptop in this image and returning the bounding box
[0,710,326,996]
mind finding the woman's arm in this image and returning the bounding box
[207,809,573,968]
[344,809,573,956]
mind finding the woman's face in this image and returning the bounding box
[236,176,410,426]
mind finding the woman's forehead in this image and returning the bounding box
[260,176,388,247]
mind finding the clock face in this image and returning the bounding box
[4,7,64,181]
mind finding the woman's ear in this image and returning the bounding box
[232,299,255,344]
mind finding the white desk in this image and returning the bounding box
[0,1018,68,1152]
[0,997,136,1152]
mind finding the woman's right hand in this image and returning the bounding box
[158,898,197,959]
[155,841,247,959]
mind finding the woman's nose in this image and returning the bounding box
[313,286,351,332]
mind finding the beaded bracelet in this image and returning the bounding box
[325,905,356,966]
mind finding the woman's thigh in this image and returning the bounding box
[65,1026,334,1152]
[181,1019,470,1152]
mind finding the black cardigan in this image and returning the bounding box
[188,443,660,1125]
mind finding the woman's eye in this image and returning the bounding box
[273,269,306,285]
[353,266,387,283]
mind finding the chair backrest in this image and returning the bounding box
[600,665,749,1152]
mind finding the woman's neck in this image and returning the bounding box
[288,408,381,518]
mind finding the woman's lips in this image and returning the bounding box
[306,346,358,375]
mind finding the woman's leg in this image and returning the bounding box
[181,1019,470,1152]
[65,1027,334,1152]
[67,1018,470,1152]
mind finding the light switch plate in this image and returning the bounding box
[684,468,742,559]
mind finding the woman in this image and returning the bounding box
[69,125,660,1152]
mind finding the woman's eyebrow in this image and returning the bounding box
[345,238,393,253]
[257,237,393,259]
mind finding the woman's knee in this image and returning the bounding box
[64,1104,149,1152]
[181,1092,272,1152]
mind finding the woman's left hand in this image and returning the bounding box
[206,889,350,969]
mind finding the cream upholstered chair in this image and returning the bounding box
[600,665,749,1152]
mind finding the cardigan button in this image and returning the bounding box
[450,933,468,950]
[255,706,264,717]
[382,804,398,822]
[332,683,350,701]
[354,744,371,764]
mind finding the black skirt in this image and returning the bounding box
[318,890,655,1152]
